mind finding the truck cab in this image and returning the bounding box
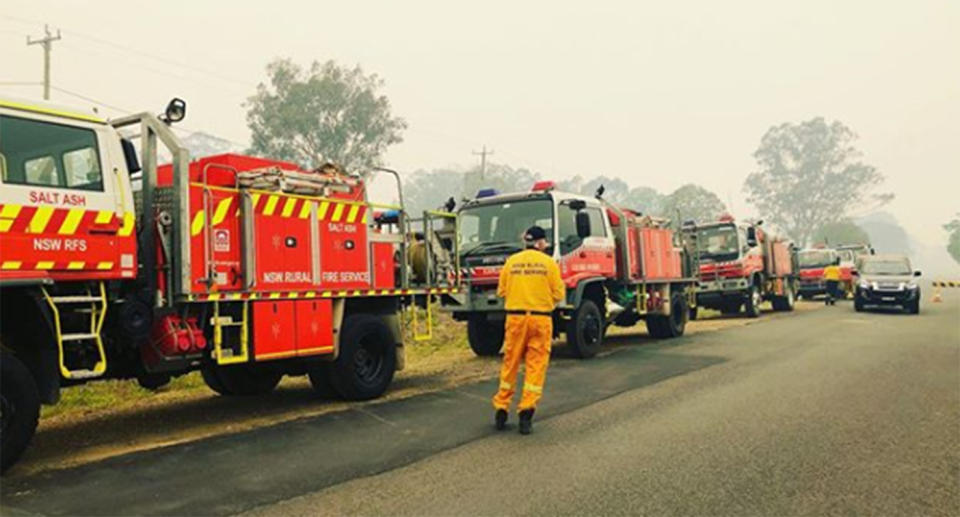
[689,215,797,317]
[797,248,839,298]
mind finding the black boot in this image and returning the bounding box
[495,409,508,430]
[518,409,535,435]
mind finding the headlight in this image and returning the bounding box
[858,279,871,289]
[905,282,918,290]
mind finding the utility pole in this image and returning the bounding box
[472,145,494,180]
[27,25,62,100]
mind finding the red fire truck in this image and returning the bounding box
[685,215,798,318]
[0,98,457,471]
[797,247,839,299]
[442,182,699,358]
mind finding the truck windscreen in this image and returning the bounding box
[459,199,553,256]
[799,250,836,268]
[698,224,739,261]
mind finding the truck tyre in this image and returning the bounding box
[771,284,796,312]
[744,285,762,318]
[646,291,688,339]
[327,314,397,400]
[1,350,40,473]
[854,297,864,312]
[566,299,604,359]
[467,315,504,357]
[307,366,340,399]
[201,365,282,396]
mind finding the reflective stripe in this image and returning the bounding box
[58,208,85,235]
[346,204,360,223]
[211,198,233,225]
[118,213,135,237]
[1,261,22,270]
[28,206,55,233]
[95,210,113,224]
[499,381,512,390]
[67,261,85,270]
[523,383,543,393]
[281,197,298,218]
[191,210,205,236]
[36,261,54,270]
[263,195,280,216]
[0,99,106,123]
[97,262,114,270]
[317,201,330,220]
[298,200,313,219]
[0,204,22,219]
[331,203,345,222]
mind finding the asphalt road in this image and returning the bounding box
[3,294,958,516]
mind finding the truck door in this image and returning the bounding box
[0,112,134,278]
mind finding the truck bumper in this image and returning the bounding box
[695,278,749,307]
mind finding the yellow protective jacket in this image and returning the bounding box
[497,249,565,313]
[823,265,841,281]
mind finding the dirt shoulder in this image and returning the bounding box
[8,302,822,477]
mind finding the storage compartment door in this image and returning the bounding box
[294,299,334,357]
[253,300,296,361]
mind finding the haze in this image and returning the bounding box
[1,0,957,253]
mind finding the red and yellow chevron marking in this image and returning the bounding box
[190,194,369,237]
[184,286,459,302]
[0,260,115,271]
[0,204,131,237]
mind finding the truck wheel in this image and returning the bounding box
[646,291,688,339]
[327,314,397,400]
[771,284,796,312]
[201,365,282,396]
[467,316,504,357]
[566,299,604,359]
[854,298,864,312]
[307,365,340,399]
[1,350,40,473]
[744,285,762,318]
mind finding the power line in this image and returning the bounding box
[1,14,255,88]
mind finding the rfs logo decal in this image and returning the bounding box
[214,229,230,252]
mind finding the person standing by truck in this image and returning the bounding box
[492,226,565,435]
[823,257,842,305]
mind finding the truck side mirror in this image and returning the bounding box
[746,227,758,247]
[576,211,591,239]
[914,270,922,277]
[120,138,141,174]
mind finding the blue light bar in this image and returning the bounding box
[476,188,499,199]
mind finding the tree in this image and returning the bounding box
[661,184,727,226]
[246,59,407,173]
[811,220,870,246]
[945,214,960,264]
[555,175,663,215]
[744,117,892,247]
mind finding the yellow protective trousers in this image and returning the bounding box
[492,314,553,412]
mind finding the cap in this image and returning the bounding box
[524,225,547,242]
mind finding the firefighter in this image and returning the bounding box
[823,257,842,306]
[492,226,565,435]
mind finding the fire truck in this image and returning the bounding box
[0,97,457,472]
[685,215,798,318]
[441,182,699,358]
[797,247,840,298]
